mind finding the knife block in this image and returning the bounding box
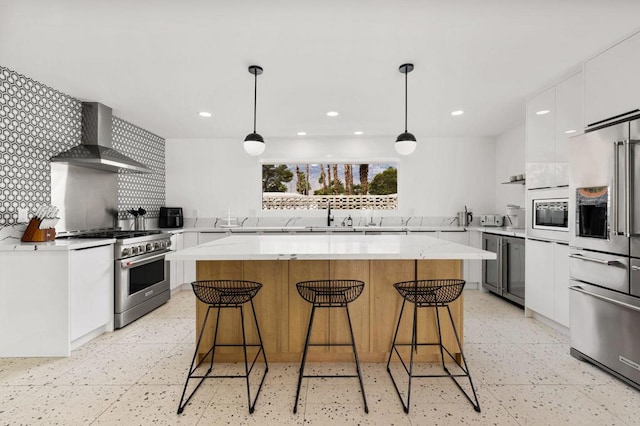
[21,218,56,242]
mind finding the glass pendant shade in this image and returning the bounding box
[243,132,266,156]
[395,132,417,155]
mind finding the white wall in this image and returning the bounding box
[495,124,526,213]
[165,136,497,220]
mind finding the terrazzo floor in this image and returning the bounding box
[1,289,639,425]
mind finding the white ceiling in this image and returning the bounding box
[1,0,640,140]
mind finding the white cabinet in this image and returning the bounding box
[554,72,583,187]
[0,243,114,357]
[525,239,554,318]
[169,232,185,290]
[552,243,570,327]
[526,87,556,189]
[526,72,583,189]
[466,230,483,287]
[525,238,570,327]
[69,245,114,341]
[585,31,640,126]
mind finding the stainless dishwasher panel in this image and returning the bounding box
[568,248,629,293]
[570,281,640,389]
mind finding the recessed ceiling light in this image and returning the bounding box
[326,111,339,117]
[451,110,464,116]
[198,111,212,117]
[297,131,307,136]
[354,131,364,135]
[536,110,550,115]
[565,129,577,134]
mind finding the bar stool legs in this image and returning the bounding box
[293,280,369,414]
[386,297,480,414]
[177,299,268,414]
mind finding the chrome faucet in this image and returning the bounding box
[327,201,334,226]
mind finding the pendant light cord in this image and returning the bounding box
[404,69,408,133]
[253,71,258,133]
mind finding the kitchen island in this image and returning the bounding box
[167,233,495,362]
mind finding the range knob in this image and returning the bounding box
[121,248,131,257]
[138,245,145,253]
[158,241,165,249]
[131,246,139,255]
[146,243,153,251]
[166,240,172,248]
[153,242,160,249]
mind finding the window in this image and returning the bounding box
[262,163,398,210]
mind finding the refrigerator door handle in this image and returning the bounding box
[629,139,640,237]
[570,285,640,313]
[569,253,621,266]
[613,141,623,236]
[625,140,631,237]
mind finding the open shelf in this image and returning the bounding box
[501,179,526,185]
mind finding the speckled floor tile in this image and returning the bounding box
[579,383,640,425]
[487,384,628,425]
[464,343,568,385]
[51,343,177,386]
[92,384,215,425]
[1,385,128,425]
[302,403,411,425]
[136,342,220,385]
[114,318,194,344]
[518,343,620,386]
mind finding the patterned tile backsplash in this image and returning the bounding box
[0,66,165,226]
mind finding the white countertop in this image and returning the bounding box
[166,234,496,261]
[166,225,467,233]
[0,238,116,252]
[466,226,526,238]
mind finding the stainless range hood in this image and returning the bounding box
[50,102,151,173]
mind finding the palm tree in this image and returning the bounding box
[333,164,339,195]
[345,164,353,195]
[359,164,369,195]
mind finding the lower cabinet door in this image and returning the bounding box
[553,243,570,327]
[525,239,555,319]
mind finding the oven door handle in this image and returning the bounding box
[569,253,621,266]
[121,252,168,268]
[570,285,640,313]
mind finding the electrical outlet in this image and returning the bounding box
[17,207,29,223]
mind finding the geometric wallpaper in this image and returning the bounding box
[0,65,165,226]
[0,66,81,226]
[113,117,165,220]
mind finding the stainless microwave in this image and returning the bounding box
[533,198,569,231]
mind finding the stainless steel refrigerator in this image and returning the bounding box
[569,116,640,389]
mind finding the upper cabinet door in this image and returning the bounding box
[526,87,556,189]
[555,72,584,187]
[585,31,640,127]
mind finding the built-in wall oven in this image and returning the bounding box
[526,187,569,242]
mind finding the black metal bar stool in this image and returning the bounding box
[177,280,268,414]
[293,279,368,414]
[386,279,480,413]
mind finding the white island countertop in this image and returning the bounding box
[0,237,116,252]
[167,234,496,261]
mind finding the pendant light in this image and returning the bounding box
[244,65,266,156]
[395,63,417,155]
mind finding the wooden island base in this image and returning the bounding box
[194,259,463,363]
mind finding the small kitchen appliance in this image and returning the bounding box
[457,206,473,226]
[505,205,525,230]
[480,214,503,227]
[159,207,184,228]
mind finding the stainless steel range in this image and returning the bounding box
[63,230,172,328]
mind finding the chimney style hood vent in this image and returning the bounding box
[50,102,152,173]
